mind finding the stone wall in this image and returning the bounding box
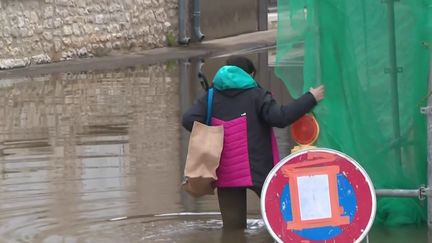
[0,0,178,69]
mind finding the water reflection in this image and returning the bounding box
[0,57,286,242]
[0,65,181,242]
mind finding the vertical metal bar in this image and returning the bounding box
[314,2,321,84]
[178,0,191,45]
[386,0,402,166]
[258,0,268,31]
[306,1,321,85]
[192,0,205,41]
[258,51,269,86]
[427,56,432,241]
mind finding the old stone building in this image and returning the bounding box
[0,0,178,69]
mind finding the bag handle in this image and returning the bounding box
[206,88,214,125]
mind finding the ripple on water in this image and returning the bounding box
[32,213,272,243]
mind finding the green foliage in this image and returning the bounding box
[166,32,176,47]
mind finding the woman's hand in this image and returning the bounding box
[309,85,325,102]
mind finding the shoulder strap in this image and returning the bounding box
[206,88,214,125]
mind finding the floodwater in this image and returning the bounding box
[0,50,428,243]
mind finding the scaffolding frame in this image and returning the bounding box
[379,50,431,239]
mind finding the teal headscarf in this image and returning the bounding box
[212,66,257,90]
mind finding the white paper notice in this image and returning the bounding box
[297,174,332,221]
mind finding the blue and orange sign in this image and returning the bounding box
[261,148,376,243]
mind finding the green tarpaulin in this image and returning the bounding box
[275,0,431,225]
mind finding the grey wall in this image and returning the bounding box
[200,0,259,40]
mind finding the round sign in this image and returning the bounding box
[290,114,320,145]
[261,148,376,243]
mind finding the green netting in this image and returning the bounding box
[275,0,431,226]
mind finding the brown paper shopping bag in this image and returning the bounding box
[182,88,223,197]
[182,121,223,197]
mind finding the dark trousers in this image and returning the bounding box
[217,187,262,230]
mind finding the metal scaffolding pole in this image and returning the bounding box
[376,188,425,200]
[425,55,432,237]
[385,0,403,167]
[420,44,432,241]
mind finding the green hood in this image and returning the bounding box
[212,66,257,90]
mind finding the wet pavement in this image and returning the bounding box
[0,30,277,79]
[0,32,428,243]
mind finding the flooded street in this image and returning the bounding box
[0,51,428,243]
[0,53,284,243]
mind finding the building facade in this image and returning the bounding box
[0,0,178,69]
